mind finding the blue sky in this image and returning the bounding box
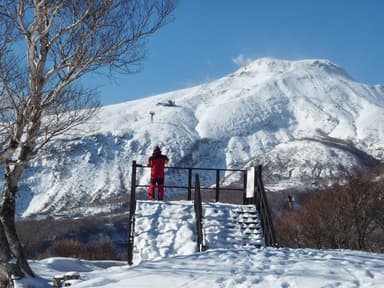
[84,0,384,106]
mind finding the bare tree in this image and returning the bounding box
[274,171,384,252]
[0,0,176,285]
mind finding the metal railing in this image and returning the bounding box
[133,163,248,202]
[252,165,277,247]
[126,161,277,264]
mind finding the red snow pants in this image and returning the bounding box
[148,178,164,200]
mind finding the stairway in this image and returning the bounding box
[203,203,263,249]
[131,201,264,264]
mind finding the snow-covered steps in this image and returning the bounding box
[132,200,263,265]
[203,203,263,249]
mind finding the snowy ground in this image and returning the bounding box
[15,200,384,287]
[19,248,384,288]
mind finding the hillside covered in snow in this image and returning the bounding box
[12,58,384,218]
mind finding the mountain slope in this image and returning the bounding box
[13,58,384,218]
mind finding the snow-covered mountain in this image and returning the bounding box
[14,58,384,218]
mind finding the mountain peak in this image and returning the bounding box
[233,57,352,81]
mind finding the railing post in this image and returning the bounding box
[188,168,192,200]
[127,160,138,265]
[215,169,220,202]
[254,166,260,210]
[254,165,277,247]
[242,170,247,204]
[194,174,206,252]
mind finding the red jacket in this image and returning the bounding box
[148,151,169,179]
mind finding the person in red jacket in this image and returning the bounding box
[147,146,169,200]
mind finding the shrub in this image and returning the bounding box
[38,238,121,260]
[274,169,384,252]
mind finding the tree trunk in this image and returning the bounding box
[0,224,14,286]
[0,163,34,285]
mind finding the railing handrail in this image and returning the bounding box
[136,163,245,173]
[253,165,277,247]
[135,184,244,191]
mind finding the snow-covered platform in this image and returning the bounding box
[132,200,264,264]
